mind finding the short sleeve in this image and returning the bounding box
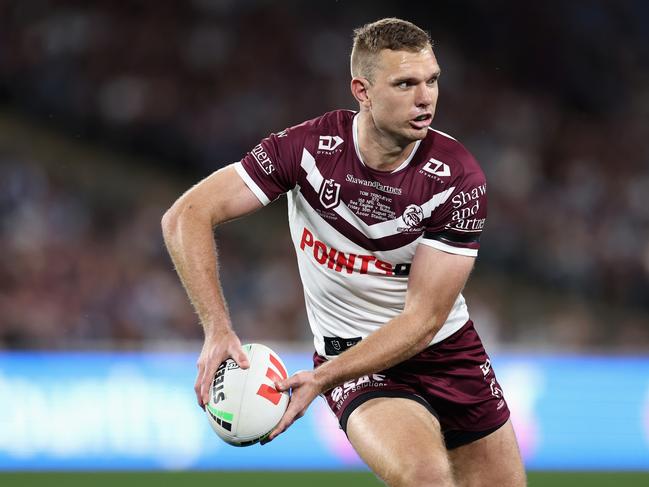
[235,127,303,205]
[420,165,487,257]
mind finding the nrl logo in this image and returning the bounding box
[319,178,341,209]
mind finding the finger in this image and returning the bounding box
[276,374,301,392]
[267,413,291,441]
[201,364,217,407]
[266,419,290,443]
[233,347,250,369]
[267,401,301,441]
[194,364,206,407]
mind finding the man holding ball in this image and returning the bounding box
[163,17,526,487]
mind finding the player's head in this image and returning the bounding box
[350,18,440,144]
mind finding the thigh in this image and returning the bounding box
[448,419,526,487]
[346,397,454,487]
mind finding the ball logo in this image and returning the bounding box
[256,353,288,405]
[206,404,234,431]
[402,204,424,228]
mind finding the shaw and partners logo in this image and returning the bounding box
[318,135,344,152]
[448,182,487,232]
[345,174,402,195]
[251,144,274,175]
[299,227,411,276]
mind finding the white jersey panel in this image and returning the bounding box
[287,187,469,358]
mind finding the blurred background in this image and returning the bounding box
[1,0,648,480]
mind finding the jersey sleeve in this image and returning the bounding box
[234,127,303,205]
[420,164,487,257]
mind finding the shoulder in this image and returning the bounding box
[420,127,485,187]
[286,109,355,138]
[273,110,354,157]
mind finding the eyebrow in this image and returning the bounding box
[392,69,442,84]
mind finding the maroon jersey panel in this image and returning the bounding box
[238,110,488,255]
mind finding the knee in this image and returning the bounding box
[388,458,455,487]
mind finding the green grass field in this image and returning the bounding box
[1,471,648,486]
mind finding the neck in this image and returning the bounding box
[357,111,417,172]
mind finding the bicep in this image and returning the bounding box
[404,244,475,323]
[172,164,264,226]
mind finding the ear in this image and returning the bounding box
[350,77,371,109]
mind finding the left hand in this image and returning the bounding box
[262,370,321,443]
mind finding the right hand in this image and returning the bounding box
[194,328,250,408]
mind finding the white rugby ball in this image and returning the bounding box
[205,343,289,446]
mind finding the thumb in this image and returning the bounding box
[235,348,250,369]
[276,374,299,392]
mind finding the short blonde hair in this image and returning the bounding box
[351,18,433,82]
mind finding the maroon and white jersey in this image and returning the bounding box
[235,110,487,358]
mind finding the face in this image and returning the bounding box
[360,47,440,144]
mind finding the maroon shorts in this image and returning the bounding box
[313,320,510,449]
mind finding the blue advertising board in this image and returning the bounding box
[0,351,648,470]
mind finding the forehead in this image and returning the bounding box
[374,47,439,79]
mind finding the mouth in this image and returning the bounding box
[409,113,432,129]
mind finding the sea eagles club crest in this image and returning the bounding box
[319,179,341,209]
[402,204,424,228]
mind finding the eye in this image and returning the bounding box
[397,81,409,89]
[427,76,439,85]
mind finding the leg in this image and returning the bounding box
[346,397,454,487]
[448,419,526,487]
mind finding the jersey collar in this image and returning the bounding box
[352,113,421,174]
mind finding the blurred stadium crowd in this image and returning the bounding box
[1,1,648,350]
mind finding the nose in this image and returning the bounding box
[415,82,433,108]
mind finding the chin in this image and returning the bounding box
[405,126,429,142]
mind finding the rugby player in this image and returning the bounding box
[162,17,526,487]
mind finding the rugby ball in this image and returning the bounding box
[205,343,290,446]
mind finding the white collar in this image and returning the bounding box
[352,113,421,174]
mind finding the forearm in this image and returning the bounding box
[313,311,442,392]
[162,203,231,336]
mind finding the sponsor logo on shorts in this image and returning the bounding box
[480,359,492,377]
[331,374,386,404]
[251,144,274,175]
[489,378,503,399]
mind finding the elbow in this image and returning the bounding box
[403,311,443,351]
[161,199,191,244]
[161,196,220,244]
[161,205,179,242]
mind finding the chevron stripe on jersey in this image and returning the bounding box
[299,148,456,241]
